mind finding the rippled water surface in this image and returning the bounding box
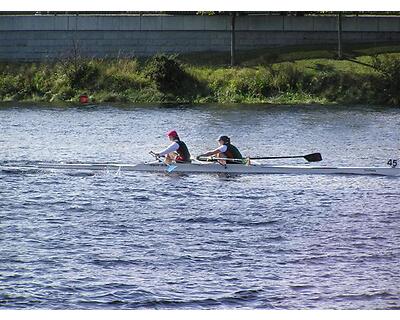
[0,103,399,309]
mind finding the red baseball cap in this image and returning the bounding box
[166,130,178,138]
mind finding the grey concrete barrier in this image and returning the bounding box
[0,14,399,60]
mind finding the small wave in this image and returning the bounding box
[1,167,42,175]
[173,217,226,224]
[286,255,332,265]
[236,220,280,227]
[90,258,141,268]
[129,196,150,201]
[264,235,285,241]
[128,288,266,309]
[290,284,316,292]
[230,195,265,200]
[173,217,280,227]
[64,171,95,177]
[334,292,394,301]
[176,253,232,262]
[0,296,45,309]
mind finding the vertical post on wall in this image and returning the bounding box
[230,12,236,67]
[337,12,343,59]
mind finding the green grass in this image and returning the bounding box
[179,43,400,66]
[1,43,400,106]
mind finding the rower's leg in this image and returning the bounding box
[217,152,227,165]
[164,154,174,164]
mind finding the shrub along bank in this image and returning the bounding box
[0,51,400,106]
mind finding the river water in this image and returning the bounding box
[0,103,399,309]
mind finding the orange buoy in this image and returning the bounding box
[79,94,89,104]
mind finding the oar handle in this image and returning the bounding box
[149,151,158,158]
[196,156,246,163]
[149,151,165,161]
[196,155,211,161]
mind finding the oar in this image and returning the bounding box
[149,151,178,173]
[196,152,322,163]
[196,155,244,164]
[166,164,178,173]
[251,153,322,162]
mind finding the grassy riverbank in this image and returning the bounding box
[1,44,400,105]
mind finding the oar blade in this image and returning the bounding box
[166,164,178,173]
[304,153,322,162]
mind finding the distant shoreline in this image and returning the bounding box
[1,45,400,107]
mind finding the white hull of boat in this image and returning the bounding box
[5,162,400,176]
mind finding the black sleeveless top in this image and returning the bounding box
[175,139,191,162]
[223,143,242,164]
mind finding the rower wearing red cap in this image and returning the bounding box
[151,130,191,164]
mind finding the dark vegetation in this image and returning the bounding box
[1,44,400,106]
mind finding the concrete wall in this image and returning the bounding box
[1,15,400,60]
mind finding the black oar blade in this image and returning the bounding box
[304,153,322,162]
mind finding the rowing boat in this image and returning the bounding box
[3,161,400,176]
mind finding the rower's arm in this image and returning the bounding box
[199,148,222,157]
[157,142,179,156]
